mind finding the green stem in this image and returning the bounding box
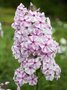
[36,81,38,90]
[36,71,39,90]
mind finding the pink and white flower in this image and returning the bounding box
[21,58,41,75]
[28,74,38,86]
[11,3,61,90]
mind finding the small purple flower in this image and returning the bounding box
[28,74,38,86]
[21,58,41,75]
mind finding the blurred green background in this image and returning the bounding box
[0,0,67,90]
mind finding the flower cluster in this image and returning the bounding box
[11,3,61,89]
[0,81,10,90]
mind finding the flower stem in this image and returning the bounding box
[36,71,39,90]
[36,81,38,90]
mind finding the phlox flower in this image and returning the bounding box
[11,3,61,90]
[21,58,41,75]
